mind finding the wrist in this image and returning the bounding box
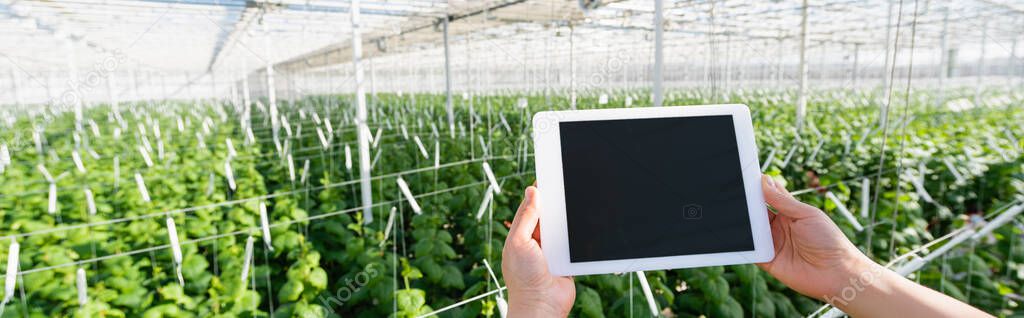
[821,256,897,311]
[508,291,570,317]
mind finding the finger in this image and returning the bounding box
[762,175,820,219]
[508,186,540,242]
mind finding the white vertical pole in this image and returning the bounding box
[975,20,987,106]
[796,0,809,131]
[881,0,894,125]
[352,0,373,224]
[443,16,454,137]
[724,34,732,94]
[262,13,279,139]
[776,37,784,89]
[936,3,950,108]
[653,0,664,107]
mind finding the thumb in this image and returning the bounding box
[761,175,821,220]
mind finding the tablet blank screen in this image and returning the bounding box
[559,115,755,263]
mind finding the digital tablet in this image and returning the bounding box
[532,104,774,276]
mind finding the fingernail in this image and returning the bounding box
[764,175,775,189]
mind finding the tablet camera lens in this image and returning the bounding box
[683,204,703,219]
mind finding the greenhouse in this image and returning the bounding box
[0,0,1022,317]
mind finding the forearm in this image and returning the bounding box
[826,261,992,318]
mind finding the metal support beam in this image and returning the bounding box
[796,0,809,131]
[443,16,454,137]
[65,39,83,132]
[852,43,860,86]
[352,0,373,224]
[569,24,577,109]
[653,0,664,107]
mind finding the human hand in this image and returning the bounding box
[756,175,876,301]
[502,185,575,317]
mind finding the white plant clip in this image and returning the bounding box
[72,151,86,173]
[281,116,293,137]
[300,160,310,184]
[241,236,255,285]
[598,94,609,105]
[826,191,864,231]
[413,136,430,160]
[380,207,397,248]
[287,154,296,182]
[345,144,353,171]
[259,201,274,251]
[434,140,440,170]
[372,128,383,148]
[135,173,151,202]
[430,122,439,139]
[177,117,185,133]
[89,120,101,137]
[396,177,422,214]
[324,118,334,135]
[226,138,238,158]
[138,146,154,168]
[76,268,87,306]
[636,271,660,317]
[316,127,329,149]
[860,178,870,218]
[84,188,96,216]
[475,187,495,221]
[482,162,501,195]
[625,96,633,107]
[478,136,489,157]
[165,217,184,286]
[48,183,58,214]
[225,160,237,191]
[517,97,528,108]
[157,140,165,161]
[2,238,20,310]
[400,124,409,140]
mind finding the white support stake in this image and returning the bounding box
[475,187,495,221]
[37,164,54,183]
[84,188,96,216]
[138,146,154,168]
[76,268,87,306]
[826,191,863,231]
[72,151,86,173]
[316,127,329,149]
[396,177,422,214]
[300,160,310,184]
[225,160,237,191]
[135,173,151,202]
[482,162,501,195]
[413,136,430,159]
[3,239,19,307]
[345,144,353,171]
[859,178,870,218]
[434,140,440,170]
[259,201,274,251]
[226,138,237,158]
[241,236,255,284]
[636,271,660,316]
[166,217,184,286]
[380,207,397,248]
[287,154,296,183]
[48,183,58,214]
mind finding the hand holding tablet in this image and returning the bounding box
[503,105,991,318]
[531,104,773,275]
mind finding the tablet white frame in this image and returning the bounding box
[532,104,774,276]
